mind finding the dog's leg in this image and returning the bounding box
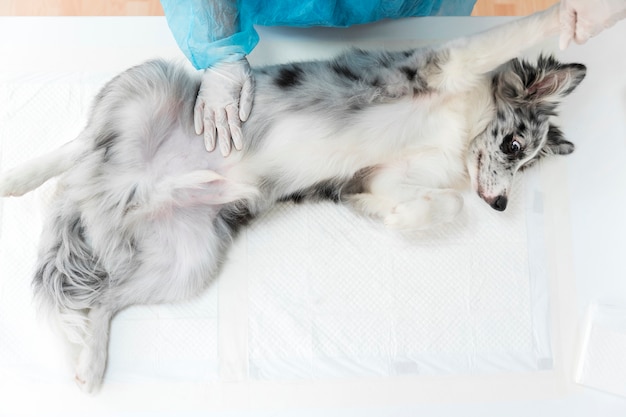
[437,5,561,92]
[74,305,114,394]
[345,149,466,229]
[385,189,464,230]
[161,170,259,205]
[123,170,259,219]
[389,5,561,95]
[348,188,463,230]
[0,137,88,196]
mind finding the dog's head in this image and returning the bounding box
[466,55,586,211]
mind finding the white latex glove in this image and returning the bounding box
[195,58,254,156]
[560,0,626,49]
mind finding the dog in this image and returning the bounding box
[0,5,585,393]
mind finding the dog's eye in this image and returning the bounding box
[509,140,521,154]
[501,133,523,156]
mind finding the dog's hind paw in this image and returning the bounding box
[0,175,30,197]
[74,370,102,394]
[74,349,105,394]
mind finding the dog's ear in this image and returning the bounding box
[496,56,586,103]
[542,124,575,156]
[525,55,586,102]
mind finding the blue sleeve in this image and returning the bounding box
[161,0,476,69]
[431,0,476,16]
[245,0,477,27]
[160,0,259,70]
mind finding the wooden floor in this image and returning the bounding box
[0,0,558,16]
[472,0,558,16]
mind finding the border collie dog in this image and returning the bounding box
[0,5,585,392]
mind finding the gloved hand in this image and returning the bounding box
[559,0,626,49]
[195,57,254,156]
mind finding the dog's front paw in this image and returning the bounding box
[384,202,425,229]
[430,190,464,226]
[384,190,463,230]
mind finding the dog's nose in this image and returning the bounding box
[491,195,508,211]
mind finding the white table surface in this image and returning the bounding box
[0,15,625,417]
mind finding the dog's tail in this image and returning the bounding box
[0,136,88,197]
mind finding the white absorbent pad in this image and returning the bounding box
[245,194,550,379]
[575,301,626,398]
[0,69,575,411]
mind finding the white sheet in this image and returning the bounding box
[243,185,552,380]
[0,57,564,409]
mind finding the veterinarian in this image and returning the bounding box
[161,0,626,157]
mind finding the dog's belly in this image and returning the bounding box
[228,96,472,198]
[144,93,472,210]
[226,101,419,196]
[153,126,240,178]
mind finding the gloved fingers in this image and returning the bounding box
[195,58,253,155]
[215,108,232,157]
[194,99,205,135]
[239,75,255,122]
[558,0,626,49]
[574,21,595,44]
[559,2,576,50]
[225,104,244,151]
[203,108,217,152]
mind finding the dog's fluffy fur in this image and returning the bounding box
[0,5,586,392]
